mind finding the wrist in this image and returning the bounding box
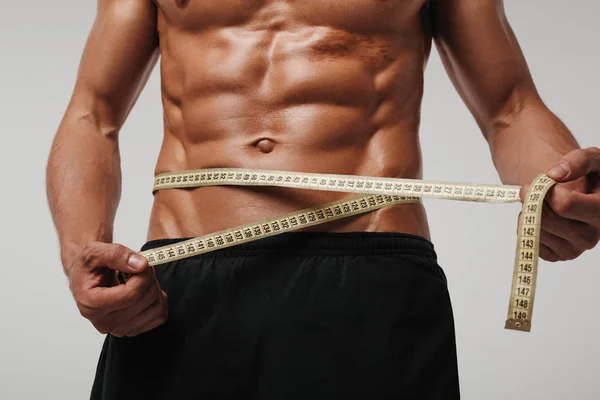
[60,241,86,277]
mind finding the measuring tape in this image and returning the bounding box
[124,168,555,332]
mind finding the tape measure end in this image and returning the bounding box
[504,319,531,333]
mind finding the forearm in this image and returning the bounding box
[46,107,122,275]
[488,101,580,186]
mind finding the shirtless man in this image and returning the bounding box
[46,0,600,398]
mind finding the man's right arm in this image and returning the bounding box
[46,0,159,272]
[46,0,167,337]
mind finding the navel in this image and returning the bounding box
[254,139,275,154]
[174,0,189,8]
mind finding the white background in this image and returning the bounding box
[1,1,598,399]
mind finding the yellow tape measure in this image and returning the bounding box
[505,175,556,332]
[129,168,555,332]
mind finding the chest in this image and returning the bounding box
[155,0,427,32]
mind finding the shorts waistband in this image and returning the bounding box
[140,232,436,259]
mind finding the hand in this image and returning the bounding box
[521,147,600,262]
[68,242,168,337]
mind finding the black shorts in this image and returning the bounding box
[91,232,460,399]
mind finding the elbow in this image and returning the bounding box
[479,79,545,163]
[483,82,542,146]
[76,110,120,139]
[486,76,542,135]
[67,89,123,140]
[66,96,121,139]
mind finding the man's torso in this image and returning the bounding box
[149,0,433,240]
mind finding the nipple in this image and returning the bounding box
[174,0,189,8]
[254,139,275,154]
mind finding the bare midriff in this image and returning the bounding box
[148,0,433,241]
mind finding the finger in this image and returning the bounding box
[519,184,530,203]
[540,204,600,250]
[106,275,160,325]
[83,268,156,315]
[545,184,600,225]
[547,147,600,182]
[80,242,148,275]
[539,243,560,263]
[113,291,169,338]
[540,230,583,261]
[126,291,169,337]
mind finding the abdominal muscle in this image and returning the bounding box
[147,10,432,242]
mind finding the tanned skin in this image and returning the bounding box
[47,0,600,337]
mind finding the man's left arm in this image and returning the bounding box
[432,0,599,261]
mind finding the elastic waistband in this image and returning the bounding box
[140,232,436,259]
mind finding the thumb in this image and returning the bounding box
[547,148,600,183]
[519,183,530,203]
[84,242,148,274]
